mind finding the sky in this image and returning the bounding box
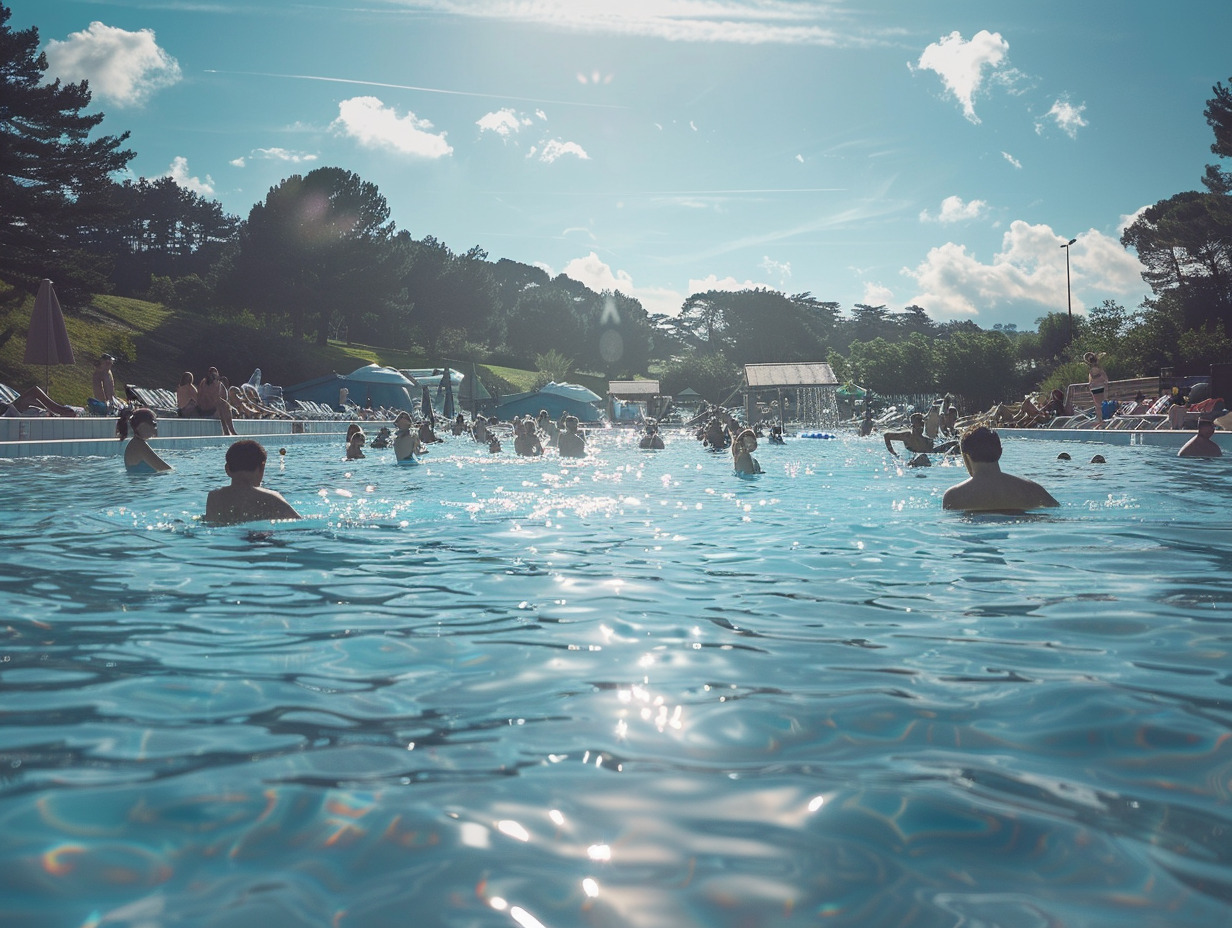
[19,0,1232,329]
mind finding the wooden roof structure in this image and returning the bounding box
[608,379,661,398]
[743,362,838,389]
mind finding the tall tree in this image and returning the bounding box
[224,167,397,344]
[1202,76,1232,195]
[0,2,134,300]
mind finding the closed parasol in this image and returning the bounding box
[24,279,75,391]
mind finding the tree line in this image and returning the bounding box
[2,2,1229,409]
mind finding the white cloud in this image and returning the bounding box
[163,156,214,197]
[477,108,531,138]
[44,21,180,107]
[914,29,1009,123]
[920,195,988,224]
[1038,97,1088,139]
[331,96,453,158]
[533,139,590,163]
[901,221,1147,325]
[557,252,681,316]
[231,148,318,168]
[759,256,791,282]
[861,281,895,307]
[1002,151,1022,169]
[392,1,857,47]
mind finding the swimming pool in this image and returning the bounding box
[1,431,1229,927]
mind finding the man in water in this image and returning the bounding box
[1178,417,1223,458]
[942,426,1059,512]
[558,416,586,458]
[205,440,302,525]
[884,413,958,458]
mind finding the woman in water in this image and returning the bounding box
[393,411,425,463]
[116,407,172,473]
[731,428,763,475]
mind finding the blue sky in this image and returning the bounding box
[22,0,1232,329]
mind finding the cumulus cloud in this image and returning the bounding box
[861,281,896,307]
[914,29,1009,123]
[557,252,681,316]
[477,108,532,138]
[331,96,452,158]
[164,156,214,197]
[759,256,792,281]
[920,195,988,224]
[44,21,180,107]
[1038,97,1088,139]
[901,221,1147,325]
[532,139,589,163]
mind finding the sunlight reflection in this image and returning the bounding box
[582,877,600,898]
[587,844,612,861]
[497,819,530,842]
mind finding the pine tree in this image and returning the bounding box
[0,3,134,301]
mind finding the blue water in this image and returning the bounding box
[1,431,1230,927]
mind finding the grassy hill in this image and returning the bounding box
[0,282,604,408]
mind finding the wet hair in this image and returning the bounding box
[179,371,194,386]
[346,423,362,440]
[225,439,267,473]
[115,406,156,440]
[1083,352,1099,364]
[959,426,1002,463]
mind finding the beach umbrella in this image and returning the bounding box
[421,384,434,423]
[442,367,455,419]
[23,279,75,391]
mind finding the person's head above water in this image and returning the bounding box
[959,426,1002,463]
[225,439,267,475]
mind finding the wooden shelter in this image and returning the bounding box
[607,379,669,421]
[742,361,839,427]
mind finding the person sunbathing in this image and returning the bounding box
[205,440,301,525]
[3,385,77,417]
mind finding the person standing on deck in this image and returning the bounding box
[1085,352,1110,426]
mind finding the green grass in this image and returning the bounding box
[0,282,548,407]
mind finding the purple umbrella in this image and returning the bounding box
[23,279,75,391]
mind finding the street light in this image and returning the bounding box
[1061,237,1077,342]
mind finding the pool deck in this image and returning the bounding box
[0,415,357,459]
[998,426,1231,450]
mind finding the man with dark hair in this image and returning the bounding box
[1178,418,1223,458]
[205,440,302,525]
[884,412,958,458]
[942,426,1059,512]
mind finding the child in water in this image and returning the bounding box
[732,428,763,475]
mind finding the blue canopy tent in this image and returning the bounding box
[490,382,604,423]
[284,364,419,413]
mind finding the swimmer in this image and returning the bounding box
[884,413,958,458]
[1178,418,1223,458]
[1057,452,1071,460]
[1090,454,1106,464]
[116,406,172,474]
[346,428,366,460]
[558,416,586,458]
[205,440,301,526]
[393,410,425,463]
[639,421,665,450]
[942,426,1059,512]
[732,428,762,475]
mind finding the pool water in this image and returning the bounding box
[1,431,1230,927]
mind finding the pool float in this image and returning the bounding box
[798,431,838,439]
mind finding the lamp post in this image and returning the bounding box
[1061,237,1077,342]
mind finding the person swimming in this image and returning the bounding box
[732,428,762,475]
[116,406,172,474]
[205,440,301,525]
[942,426,1059,512]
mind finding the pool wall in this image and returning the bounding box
[0,415,355,458]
